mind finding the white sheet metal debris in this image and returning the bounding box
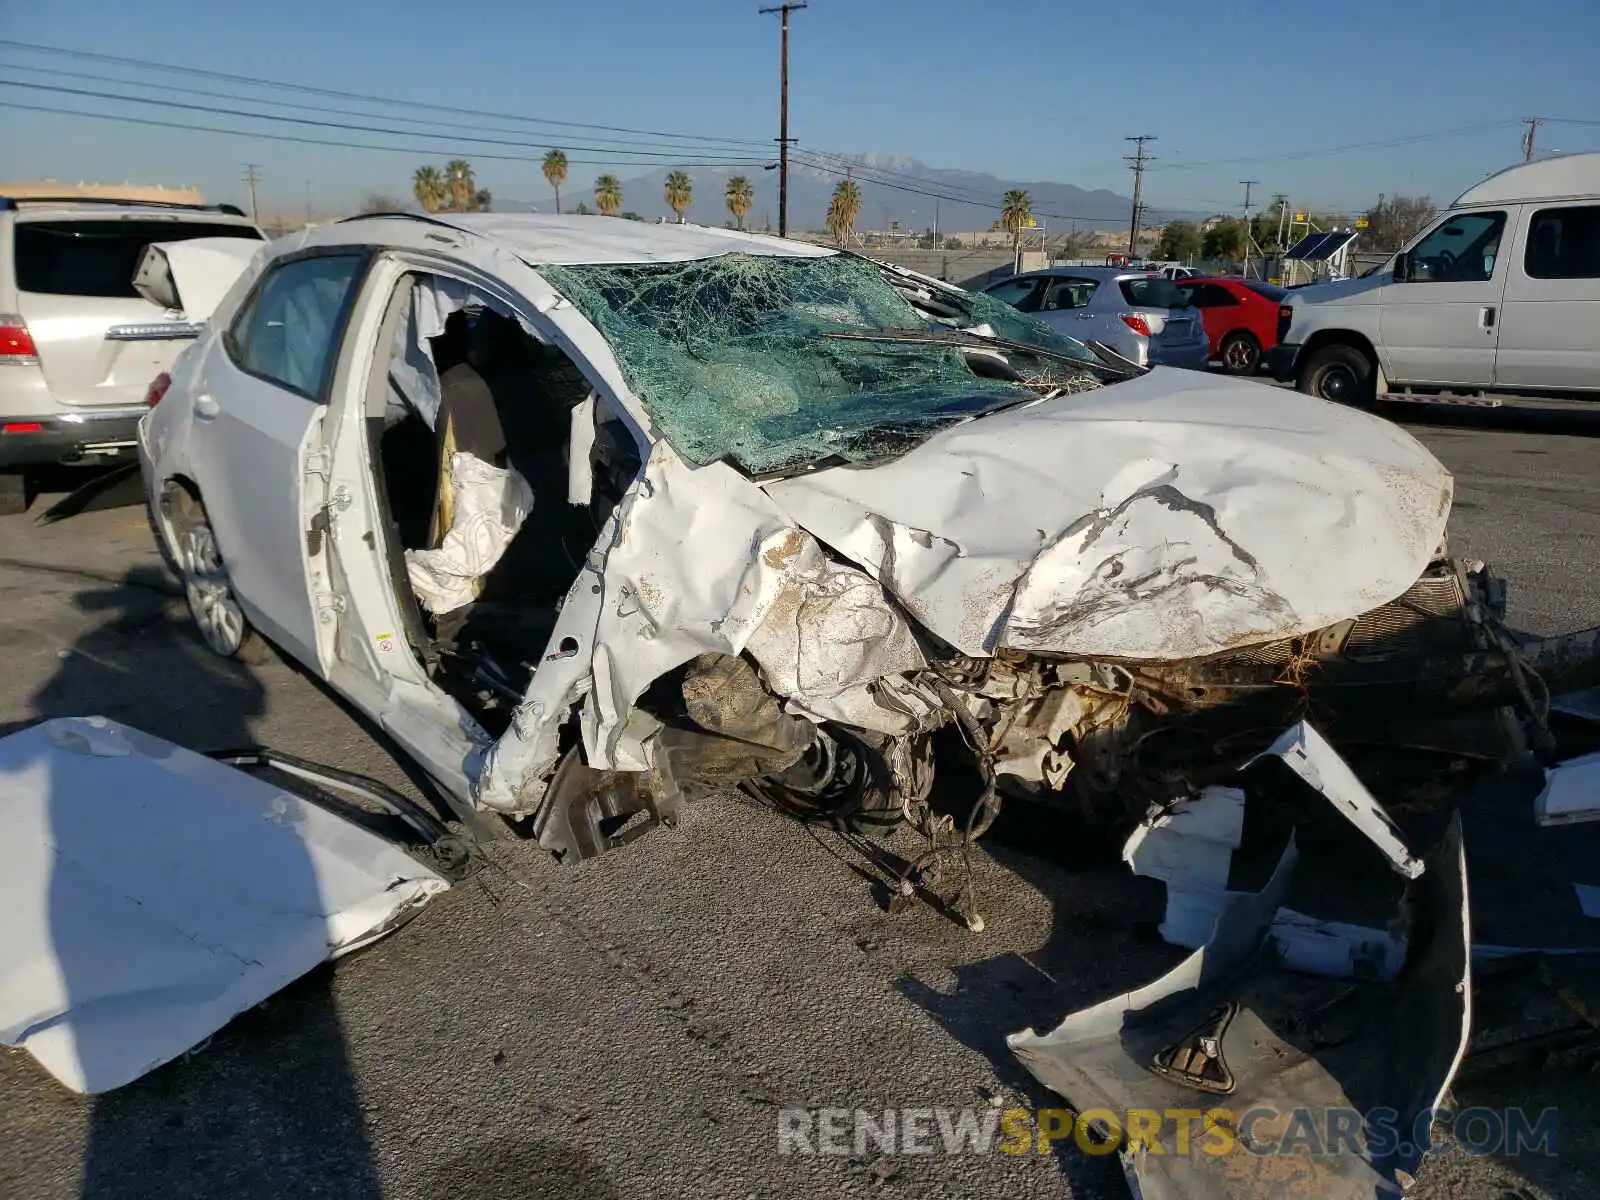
[1552,687,1600,723]
[0,717,447,1094]
[1534,748,1600,826]
[1575,883,1600,920]
[132,236,264,320]
[1011,816,1471,1200]
[1247,719,1426,878]
[1122,785,1246,947]
[1125,728,1415,981]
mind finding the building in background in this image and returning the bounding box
[0,180,208,204]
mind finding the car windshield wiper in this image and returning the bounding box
[821,327,1140,378]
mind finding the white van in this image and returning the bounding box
[1267,153,1600,405]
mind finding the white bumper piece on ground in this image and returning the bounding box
[0,716,447,1094]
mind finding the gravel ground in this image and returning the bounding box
[2,406,1599,1200]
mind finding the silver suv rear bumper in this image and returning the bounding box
[0,406,146,469]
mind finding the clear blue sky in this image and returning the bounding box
[2,0,1597,220]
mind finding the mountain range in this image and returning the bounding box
[505,152,1192,232]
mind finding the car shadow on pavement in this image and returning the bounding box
[2,565,384,1200]
[891,801,1182,1195]
[1386,401,1600,438]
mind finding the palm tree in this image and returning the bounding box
[594,174,622,216]
[445,160,476,212]
[664,171,693,222]
[412,166,445,213]
[1001,188,1033,270]
[724,175,754,230]
[542,150,569,214]
[826,178,862,245]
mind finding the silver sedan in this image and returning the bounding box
[982,266,1211,370]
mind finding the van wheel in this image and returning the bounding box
[160,484,269,664]
[0,472,27,516]
[1297,344,1377,408]
[1219,331,1261,375]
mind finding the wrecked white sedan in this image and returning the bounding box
[137,213,1593,862]
[123,215,1600,1192]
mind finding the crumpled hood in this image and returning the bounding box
[762,370,1453,661]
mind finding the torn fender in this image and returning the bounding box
[765,371,1452,660]
[0,718,447,1094]
[478,442,930,799]
[1010,815,1470,1200]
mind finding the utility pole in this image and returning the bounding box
[241,164,261,223]
[1523,117,1541,162]
[1124,135,1156,257]
[1239,179,1259,278]
[759,2,807,238]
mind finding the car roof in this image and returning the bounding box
[331,212,837,266]
[1001,266,1153,284]
[1,197,256,224]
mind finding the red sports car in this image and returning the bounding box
[1172,276,1287,375]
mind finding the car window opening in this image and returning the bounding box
[371,273,640,735]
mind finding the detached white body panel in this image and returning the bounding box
[0,717,447,1094]
[135,237,266,321]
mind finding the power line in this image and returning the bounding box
[0,80,766,162]
[1124,135,1156,256]
[0,38,775,149]
[1153,121,1518,170]
[794,148,1001,205]
[0,50,1071,214]
[790,153,1140,224]
[0,100,769,172]
[0,60,770,157]
[0,40,1251,220]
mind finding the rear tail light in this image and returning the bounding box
[1,422,43,434]
[1119,313,1152,337]
[0,315,38,363]
[145,371,173,408]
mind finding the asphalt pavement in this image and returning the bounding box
[3,405,1600,1200]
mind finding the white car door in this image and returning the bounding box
[1496,202,1600,392]
[188,251,368,673]
[1379,209,1509,387]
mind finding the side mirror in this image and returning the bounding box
[1392,251,1411,282]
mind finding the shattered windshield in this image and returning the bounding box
[539,253,1100,475]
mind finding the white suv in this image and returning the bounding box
[0,195,264,513]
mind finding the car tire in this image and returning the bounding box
[157,483,270,665]
[1219,331,1262,375]
[0,472,28,516]
[1297,343,1377,408]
